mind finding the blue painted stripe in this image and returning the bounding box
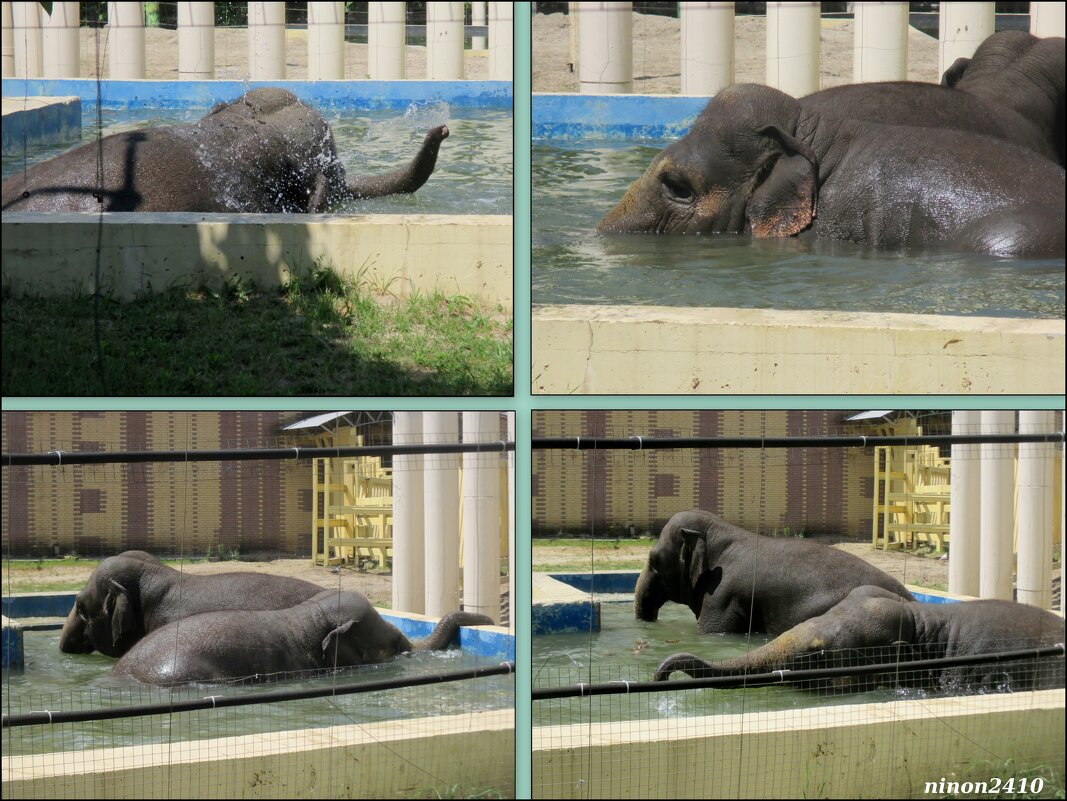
[911,592,961,605]
[550,572,639,594]
[1,97,82,155]
[533,93,708,140]
[1,623,24,670]
[532,600,601,635]
[2,592,76,618]
[379,612,514,660]
[2,80,513,111]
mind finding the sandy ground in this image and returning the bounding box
[533,11,941,93]
[76,26,489,81]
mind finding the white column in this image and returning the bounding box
[472,1,486,51]
[766,1,820,96]
[462,411,501,624]
[423,412,461,617]
[579,1,631,94]
[568,2,579,78]
[979,410,1015,600]
[939,2,994,78]
[12,1,42,77]
[426,1,463,80]
[2,2,14,77]
[178,2,214,80]
[308,0,344,80]
[680,2,733,96]
[1017,411,1054,609]
[368,1,405,79]
[488,1,512,80]
[42,1,78,78]
[1030,2,1066,37]
[392,412,425,614]
[248,1,285,80]
[949,410,981,598]
[108,1,145,79]
[852,1,908,82]
[506,412,515,633]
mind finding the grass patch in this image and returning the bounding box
[2,266,512,395]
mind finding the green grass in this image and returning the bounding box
[2,266,512,395]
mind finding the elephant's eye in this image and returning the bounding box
[661,173,694,202]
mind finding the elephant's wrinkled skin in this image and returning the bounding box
[598,83,1065,257]
[61,551,325,657]
[111,590,495,685]
[655,585,1066,693]
[634,510,914,636]
[1,87,449,212]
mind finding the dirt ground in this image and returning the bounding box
[532,11,942,93]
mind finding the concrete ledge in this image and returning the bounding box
[1,96,81,155]
[533,691,1064,798]
[2,213,513,306]
[532,574,601,635]
[3,708,514,799]
[532,304,1065,394]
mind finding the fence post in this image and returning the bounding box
[42,1,78,78]
[12,1,42,77]
[766,1,820,96]
[680,2,733,96]
[938,1,994,79]
[1016,411,1054,609]
[489,1,513,80]
[568,1,579,77]
[392,412,425,615]
[579,1,631,94]
[979,410,1015,601]
[1030,1,1066,37]
[308,0,344,80]
[427,1,464,80]
[178,1,214,80]
[368,1,405,79]
[108,1,145,79]
[948,410,980,598]
[853,1,908,82]
[463,411,502,624]
[472,0,486,50]
[423,412,461,617]
[248,1,285,80]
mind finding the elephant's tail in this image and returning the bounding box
[346,125,449,200]
[413,611,494,652]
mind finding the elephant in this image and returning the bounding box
[654,585,1066,693]
[1,87,449,213]
[634,510,914,637]
[597,83,1065,257]
[111,589,495,685]
[60,550,325,657]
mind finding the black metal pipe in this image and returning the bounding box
[2,661,516,728]
[532,433,1063,452]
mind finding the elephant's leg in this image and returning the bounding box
[950,203,1066,257]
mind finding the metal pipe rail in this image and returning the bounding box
[532,433,1064,452]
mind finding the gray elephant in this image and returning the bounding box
[654,585,1065,693]
[598,83,1065,257]
[634,510,914,636]
[61,550,325,657]
[111,589,494,685]
[2,87,448,212]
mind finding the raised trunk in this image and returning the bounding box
[413,611,494,652]
[654,623,821,681]
[345,125,450,200]
[58,605,93,653]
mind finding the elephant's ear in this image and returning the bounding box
[105,579,135,647]
[679,527,709,596]
[941,57,971,87]
[322,619,357,658]
[746,126,817,238]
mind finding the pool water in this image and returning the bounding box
[532,140,1065,319]
[1,629,513,756]
[2,103,512,215]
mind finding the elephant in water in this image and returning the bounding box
[634,510,913,637]
[654,585,1066,693]
[598,83,1064,257]
[60,550,325,657]
[111,590,495,685]
[1,87,449,212]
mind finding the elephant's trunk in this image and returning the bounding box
[633,564,665,622]
[58,605,93,654]
[345,125,450,200]
[654,625,821,681]
[413,611,494,652]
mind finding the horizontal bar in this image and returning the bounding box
[532,433,1064,451]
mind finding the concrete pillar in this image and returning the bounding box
[939,2,994,79]
[489,1,513,80]
[578,1,631,94]
[949,410,981,598]
[462,412,501,624]
[178,2,214,80]
[422,412,461,617]
[506,412,515,632]
[852,1,908,82]
[766,1,820,96]
[1030,2,1066,37]
[42,1,78,78]
[2,2,14,77]
[979,410,1015,601]
[679,2,733,96]
[1016,411,1054,609]
[308,0,344,80]
[426,1,463,80]
[248,2,285,80]
[12,1,42,78]
[472,1,486,51]
[368,1,405,79]
[392,412,425,615]
[108,1,145,79]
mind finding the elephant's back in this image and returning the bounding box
[151,572,324,629]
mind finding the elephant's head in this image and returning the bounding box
[598,84,818,239]
[635,509,722,622]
